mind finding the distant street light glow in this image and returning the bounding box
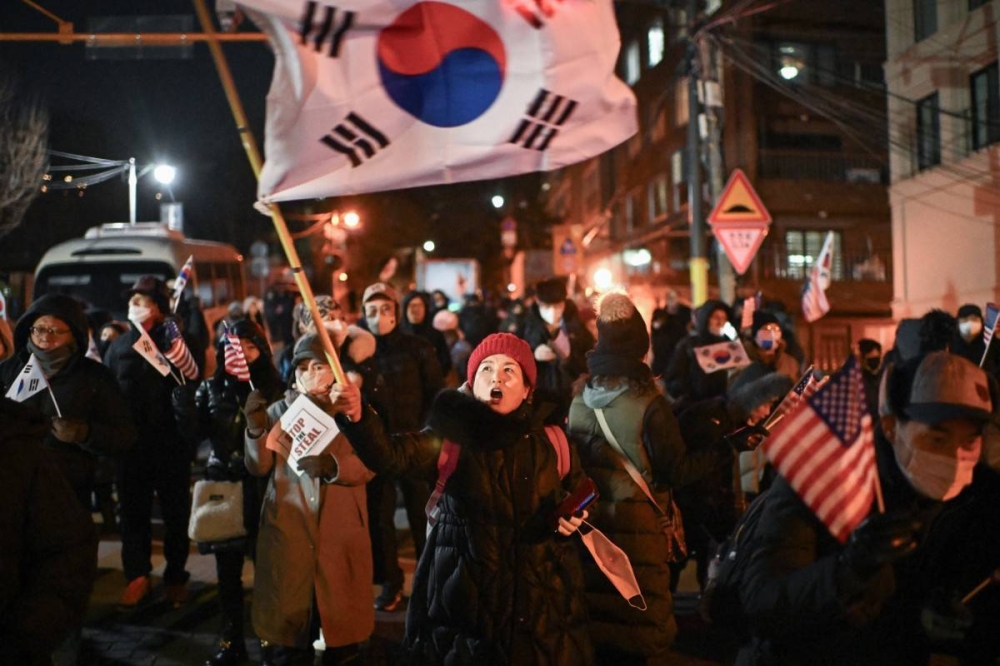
[423,240,436,252]
[779,64,800,80]
[593,268,613,292]
[507,283,517,292]
[338,272,348,282]
[343,211,360,228]
[491,195,505,209]
[153,164,176,185]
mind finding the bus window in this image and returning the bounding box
[34,261,173,316]
[194,263,215,309]
[213,262,231,304]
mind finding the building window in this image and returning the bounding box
[648,18,665,68]
[669,8,688,43]
[916,92,941,170]
[624,40,641,85]
[774,42,836,86]
[671,151,687,213]
[784,230,844,281]
[914,0,937,42]
[648,174,669,223]
[971,63,1000,150]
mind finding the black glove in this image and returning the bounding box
[242,390,269,436]
[921,588,973,642]
[839,511,921,579]
[724,423,770,453]
[297,454,338,480]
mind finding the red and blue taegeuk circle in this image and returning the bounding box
[377,2,506,128]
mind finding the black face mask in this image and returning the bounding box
[863,357,882,374]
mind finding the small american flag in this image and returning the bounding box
[801,268,830,323]
[981,302,998,368]
[163,319,199,381]
[224,323,251,382]
[762,357,877,544]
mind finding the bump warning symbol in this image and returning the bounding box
[707,169,771,224]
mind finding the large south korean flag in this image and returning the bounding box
[240,0,638,200]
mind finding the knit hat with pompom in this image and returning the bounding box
[587,291,652,381]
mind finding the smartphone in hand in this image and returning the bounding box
[550,477,599,530]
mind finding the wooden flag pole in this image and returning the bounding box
[191,0,347,386]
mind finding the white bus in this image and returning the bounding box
[33,222,245,332]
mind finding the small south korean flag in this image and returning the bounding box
[5,354,49,402]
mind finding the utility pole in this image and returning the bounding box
[686,0,708,307]
[698,34,736,304]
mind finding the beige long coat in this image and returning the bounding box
[246,392,375,649]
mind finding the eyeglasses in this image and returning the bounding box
[29,326,71,337]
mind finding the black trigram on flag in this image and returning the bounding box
[300,1,356,57]
[320,113,390,167]
[509,89,578,151]
[28,378,39,392]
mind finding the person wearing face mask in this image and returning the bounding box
[278,294,346,383]
[730,311,802,391]
[856,339,884,420]
[242,334,376,665]
[0,294,135,664]
[332,332,593,665]
[733,350,994,666]
[950,304,999,380]
[566,292,744,663]
[193,319,283,666]
[665,299,733,412]
[361,282,444,612]
[103,275,204,609]
[522,277,596,425]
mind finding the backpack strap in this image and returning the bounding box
[594,408,664,516]
[425,439,461,527]
[544,425,570,480]
[426,426,571,526]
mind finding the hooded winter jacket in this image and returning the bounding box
[522,299,595,423]
[567,379,732,661]
[0,294,135,508]
[402,291,453,376]
[340,389,594,665]
[665,300,732,409]
[369,326,444,432]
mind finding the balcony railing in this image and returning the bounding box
[757,244,891,283]
[758,149,887,184]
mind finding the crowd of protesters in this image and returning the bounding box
[1,273,998,666]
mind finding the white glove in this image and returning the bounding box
[534,344,557,362]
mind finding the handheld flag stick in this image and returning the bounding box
[47,385,63,418]
[961,567,1000,605]
[763,365,815,431]
[192,0,347,387]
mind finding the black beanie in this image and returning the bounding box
[957,303,983,320]
[751,310,781,337]
[535,277,567,305]
[587,292,652,381]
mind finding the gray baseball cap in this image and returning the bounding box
[904,351,993,425]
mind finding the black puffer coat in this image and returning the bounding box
[0,295,135,508]
[369,326,444,432]
[340,390,593,665]
[401,291,453,376]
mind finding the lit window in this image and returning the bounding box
[624,40,641,85]
[784,230,843,280]
[648,19,665,68]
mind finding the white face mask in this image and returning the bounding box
[959,320,983,340]
[295,361,334,396]
[128,305,153,325]
[365,300,396,336]
[898,444,980,501]
[539,303,565,327]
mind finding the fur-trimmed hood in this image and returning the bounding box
[342,324,376,364]
[727,371,794,422]
[426,388,540,450]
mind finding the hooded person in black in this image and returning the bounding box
[401,290,452,377]
[665,299,733,412]
[0,294,136,510]
[651,290,691,379]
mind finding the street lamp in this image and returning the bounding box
[128,157,177,225]
[423,240,436,252]
[343,210,360,228]
[491,195,505,209]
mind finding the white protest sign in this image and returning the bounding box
[265,393,340,476]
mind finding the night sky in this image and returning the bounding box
[0,0,547,291]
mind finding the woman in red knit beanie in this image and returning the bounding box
[332,332,595,665]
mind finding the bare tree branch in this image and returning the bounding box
[0,71,49,239]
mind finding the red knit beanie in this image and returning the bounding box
[467,332,537,390]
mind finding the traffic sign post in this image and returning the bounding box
[707,169,771,276]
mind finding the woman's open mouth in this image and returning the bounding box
[490,388,503,403]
